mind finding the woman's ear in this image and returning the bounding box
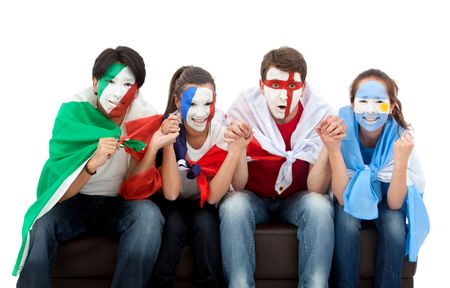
[175,96,180,109]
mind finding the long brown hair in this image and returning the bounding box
[164,66,215,115]
[350,68,409,130]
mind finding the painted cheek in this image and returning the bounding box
[380,102,389,113]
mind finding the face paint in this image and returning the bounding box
[180,87,215,132]
[353,80,391,132]
[263,67,303,120]
[97,63,137,118]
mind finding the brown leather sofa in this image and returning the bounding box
[52,223,416,288]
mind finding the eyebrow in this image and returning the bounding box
[357,95,388,100]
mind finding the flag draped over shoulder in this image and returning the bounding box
[339,105,429,262]
[173,117,228,207]
[226,84,333,194]
[13,87,159,276]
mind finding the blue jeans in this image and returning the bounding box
[219,190,334,288]
[332,199,407,288]
[151,197,221,288]
[17,194,164,288]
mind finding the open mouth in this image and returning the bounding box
[363,117,379,123]
[277,105,287,110]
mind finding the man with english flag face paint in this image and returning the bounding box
[219,47,335,288]
[15,46,177,288]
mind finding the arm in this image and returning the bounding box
[307,147,331,194]
[207,138,246,205]
[59,137,119,203]
[121,116,180,199]
[207,121,252,204]
[316,115,349,205]
[161,144,181,200]
[387,133,414,209]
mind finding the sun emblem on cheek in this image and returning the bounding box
[380,102,389,113]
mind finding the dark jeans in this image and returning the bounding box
[17,194,164,288]
[151,196,221,288]
[332,198,407,288]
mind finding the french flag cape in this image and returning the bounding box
[226,85,333,194]
[172,117,228,207]
[339,105,429,262]
[13,87,161,276]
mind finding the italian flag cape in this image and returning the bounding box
[13,87,160,276]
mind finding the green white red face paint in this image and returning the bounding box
[97,62,137,118]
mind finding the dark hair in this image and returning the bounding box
[92,46,146,88]
[260,46,307,83]
[350,68,409,130]
[164,66,215,115]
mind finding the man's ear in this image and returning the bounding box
[92,77,98,95]
[259,80,265,95]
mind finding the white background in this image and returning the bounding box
[1,0,448,287]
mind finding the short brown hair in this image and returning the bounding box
[260,46,307,83]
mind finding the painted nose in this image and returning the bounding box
[367,102,376,113]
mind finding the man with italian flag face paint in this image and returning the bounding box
[15,46,171,288]
[95,62,138,118]
[261,67,303,122]
[179,86,215,132]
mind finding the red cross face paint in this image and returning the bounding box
[97,63,137,118]
[263,67,303,120]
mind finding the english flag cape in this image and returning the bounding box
[13,87,159,276]
[226,84,333,194]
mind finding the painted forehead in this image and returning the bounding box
[266,67,301,82]
[355,80,388,99]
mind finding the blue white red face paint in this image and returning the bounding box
[180,86,215,132]
[353,80,391,132]
[97,63,137,117]
[263,67,303,120]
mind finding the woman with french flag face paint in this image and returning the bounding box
[94,62,138,118]
[178,85,215,133]
[260,66,303,122]
[152,65,249,287]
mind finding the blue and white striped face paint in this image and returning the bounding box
[180,87,214,132]
[354,80,391,132]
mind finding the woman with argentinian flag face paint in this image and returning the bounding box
[315,69,429,287]
[150,66,250,288]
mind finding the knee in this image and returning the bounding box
[219,192,253,223]
[334,204,361,234]
[301,193,333,222]
[125,200,164,235]
[192,210,219,238]
[380,209,406,244]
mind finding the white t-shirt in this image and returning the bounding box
[81,118,131,197]
[178,120,227,200]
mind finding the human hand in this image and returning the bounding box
[393,132,414,167]
[315,115,347,152]
[161,113,181,135]
[150,128,179,152]
[225,121,253,151]
[89,138,120,171]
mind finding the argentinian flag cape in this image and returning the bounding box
[227,84,333,193]
[339,105,429,262]
[13,87,158,276]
